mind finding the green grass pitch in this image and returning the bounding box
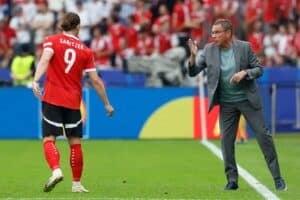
[0,134,299,199]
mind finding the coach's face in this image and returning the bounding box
[211,24,231,47]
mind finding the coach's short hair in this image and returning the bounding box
[213,19,233,36]
[61,12,80,31]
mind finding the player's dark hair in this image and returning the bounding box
[61,12,80,31]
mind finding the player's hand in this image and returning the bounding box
[105,104,114,117]
[32,81,42,99]
[188,38,198,56]
[230,70,247,84]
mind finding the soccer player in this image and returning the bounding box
[32,12,114,193]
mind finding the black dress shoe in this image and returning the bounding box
[275,177,287,191]
[224,182,239,190]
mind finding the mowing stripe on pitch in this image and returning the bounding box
[6,198,204,200]
[201,139,280,200]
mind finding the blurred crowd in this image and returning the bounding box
[1,0,300,87]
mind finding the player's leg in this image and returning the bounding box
[63,108,89,193]
[42,102,64,192]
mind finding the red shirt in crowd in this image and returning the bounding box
[133,9,152,27]
[248,32,264,54]
[294,32,300,56]
[277,0,293,20]
[126,26,138,49]
[190,8,205,41]
[135,34,154,56]
[0,24,16,49]
[153,14,171,33]
[42,33,96,109]
[245,0,263,24]
[90,35,113,67]
[109,23,127,53]
[264,0,278,24]
[172,2,190,32]
[155,33,172,55]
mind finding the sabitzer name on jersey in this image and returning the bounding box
[60,38,84,50]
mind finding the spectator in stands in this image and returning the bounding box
[118,0,136,25]
[90,26,113,69]
[186,0,206,44]
[263,0,279,31]
[9,5,32,54]
[285,22,298,66]
[0,0,9,16]
[2,0,300,85]
[245,0,263,34]
[128,17,185,86]
[275,23,298,66]
[277,0,293,24]
[124,25,154,79]
[133,0,152,31]
[295,0,300,20]
[188,19,287,191]
[31,1,55,47]
[17,0,37,26]
[263,23,281,66]
[47,0,65,30]
[152,4,171,34]
[86,0,107,28]
[172,0,190,47]
[123,15,138,59]
[0,12,16,68]
[247,19,264,55]
[135,25,155,56]
[108,12,127,67]
[294,19,300,66]
[48,0,64,16]
[214,0,239,26]
[71,0,92,46]
[10,44,35,87]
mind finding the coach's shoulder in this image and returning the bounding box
[204,42,216,49]
[234,39,250,47]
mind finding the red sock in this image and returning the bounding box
[70,144,83,181]
[43,140,60,170]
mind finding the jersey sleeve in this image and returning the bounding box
[42,36,54,54]
[84,50,96,72]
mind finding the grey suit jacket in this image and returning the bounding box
[188,39,263,112]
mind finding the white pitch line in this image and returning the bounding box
[201,139,280,200]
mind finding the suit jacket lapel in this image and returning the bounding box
[232,40,240,72]
[213,44,220,71]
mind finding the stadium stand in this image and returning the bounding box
[0,0,300,87]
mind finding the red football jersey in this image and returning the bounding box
[42,33,96,109]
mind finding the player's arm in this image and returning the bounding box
[32,49,53,99]
[87,71,114,116]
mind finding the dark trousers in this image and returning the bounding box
[219,100,282,183]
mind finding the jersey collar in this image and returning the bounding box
[62,32,80,40]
